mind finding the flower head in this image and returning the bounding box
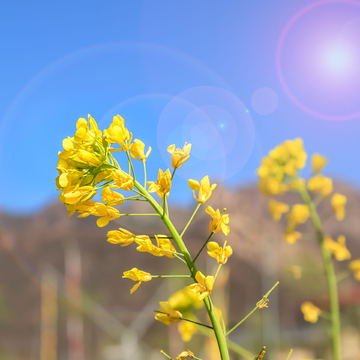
[129,139,151,161]
[207,241,233,264]
[167,142,192,169]
[331,193,347,221]
[283,230,302,244]
[268,200,289,221]
[324,235,351,261]
[205,206,230,235]
[122,268,152,294]
[311,153,328,174]
[188,271,214,300]
[104,114,132,151]
[349,260,360,281]
[307,175,333,197]
[177,350,195,360]
[147,169,172,198]
[301,301,321,323]
[188,176,217,204]
[287,204,309,225]
[155,301,182,325]
[111,169,134,191]
[106,228,148,247]
[101,187,125,206]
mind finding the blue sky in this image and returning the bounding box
[1,0,360,214]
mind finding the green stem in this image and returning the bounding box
[143,159,147,190]
[160,350,173,360]
[174,254,188,264]
[193,232,214,263]
[285,349,293,360]
[181,203,201,237]
[126,151,136,180]
[180,317,213,330]
[171,167,177,180]
[336,270,350,282]
[226,282,279,337]
[214,263,222,280]
[298,186,341,360]
[151,275,192,278]
[106,195,142,206]
[134,180,230,360]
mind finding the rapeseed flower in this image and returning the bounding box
[177,350,195,359]
[101,187,125,206]
[168,287,203,312]
[188,176,217,204]
[58,185,97,205]
[331,193,347,221]
[349,260,360,281]
[155,301,182,325]
[311,153,328,174]
[301,301,321,323]
[283,230,302,244]
[307,175,333,197]
[207,241,233,264]
[287,204,309,225]
[104,114,132,151]
[268,199,289,221]
[111,169,134,191]
[324,235,351,261]
[107,228,147,246]
[167,143,192,169]
[123,268,152,294]
[178,322,197,342]
[188,271,214,300]
[205,206,230,235]
[129,139,151,161]
[147,169,172,198]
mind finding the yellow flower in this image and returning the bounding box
[178,321,197,342]
[307,175,333,197]
[111,169,134,191]
[122,268,152,294]
[268,200,289,221]
[188,176,217,204]
[73,114,102,147]
[205,206,230,235]
[177,350,195,359]
[349,260,360,281]
[70,149,103,168]
[324,235,351,261]
[167,142,192,169]
[289,265,302,279]
[59,185,97,205]
[147,169,172,198]
[101,187,125,206]
[76,202,120,227]
[207,241,233,264]
[283,230,302,244]
[155,301,182,325]
[301,301,321,323]
[168,287,203,312]
[311,153,328,173]
[188,271,214,301]
[331,193,347,221]
[155,235,177,258]
[129,139,151,161]
[259,177,288,196]
[107,228,148,247]
[104,114,132,150]
[287,204,309,225]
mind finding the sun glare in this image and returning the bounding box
[321,41,354,76]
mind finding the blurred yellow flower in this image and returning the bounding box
[177,350,195,359]
[207,241,233,264]
[167,142,192,169]
[331,193,347,221]
[178,321,197,342]
[205,206,230,235]
[283,230,302,244]
[307,175,333,197]
[155,301,182,325]
[311,153,328,174]
[301,301,321,323]
[147,168,172,198]
[168,287,203,312]
[288,204,309,225]
[324,235,351,261]
[188,271,214,300]
[289,265,302,279]
[129,139,151,161]
[268,199,289,221]
[188,176,217,204]
[349,260,360,281]
[123,268,152,294]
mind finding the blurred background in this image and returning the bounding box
[0,1,360,359]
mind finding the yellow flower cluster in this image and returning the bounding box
[188,271,214,300]
[301,301,322,323]
[257,138,307,196]
[324,235,351,261]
